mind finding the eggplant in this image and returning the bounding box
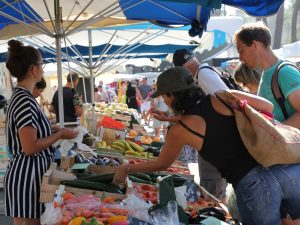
[95,158,105,166]
[113,157,121,164]
[88,156,97,164]
[82,159,93,164]
[102,157,111,166]
[74,154,84,163]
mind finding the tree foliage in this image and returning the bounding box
[228,0,300,47]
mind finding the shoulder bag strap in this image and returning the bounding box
[271,61,297,119]
[214,93,234,114]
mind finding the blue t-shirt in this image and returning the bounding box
[257,60,300,122]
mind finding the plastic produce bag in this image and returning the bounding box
[41,186,65,225]
[174,185,187,209]
[40,202,62,225]
[150,200,180,225]
[122,193,153,223]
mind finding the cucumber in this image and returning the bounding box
[129,173,152,181]
[61,179,126,194]
[77,173,114,183]
[128,175,156,185]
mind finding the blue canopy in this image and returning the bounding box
[0,0,285,39]
[222,0,284,17]
[0,43,197,63]
[0,1,42,30]
[120,0,211,27]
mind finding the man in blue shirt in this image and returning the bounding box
[235,21,300,225]
[235,22,300,127]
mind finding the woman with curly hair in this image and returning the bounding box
[114,67,300,225]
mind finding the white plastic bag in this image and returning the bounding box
[151,200,180,225]
[40,202,62,225]
[122,193,153,223]
[40,186,65,225]
[175,185,187,209]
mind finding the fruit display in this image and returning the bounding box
[127,129,137,138]
[95,139,150,158]
[140,136,163,147]
[94,140,111,149]
[94,102,134,118]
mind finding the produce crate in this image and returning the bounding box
[113,114,131,122]
[40,164,125,203]
[87,164,116,174]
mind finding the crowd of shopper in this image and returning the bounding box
[3,20,300,225]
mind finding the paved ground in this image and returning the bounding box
[0,188,13,225]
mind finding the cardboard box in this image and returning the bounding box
[87,164,116,174]
[40,164,125,203]
[113,114,131,122]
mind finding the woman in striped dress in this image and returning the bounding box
[4,40,78,225]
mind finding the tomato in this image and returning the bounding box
[167,168,176,172]
[140,184,156,192]
[63,192,75,201]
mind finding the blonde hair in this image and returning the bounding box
[234,62,261,87]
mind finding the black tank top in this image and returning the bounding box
[182,95,258,186]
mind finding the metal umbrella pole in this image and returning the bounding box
[88,29,96,135]
[54,0,64,127]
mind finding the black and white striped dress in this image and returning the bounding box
[4,87,54,218]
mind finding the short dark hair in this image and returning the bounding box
[234,22,271,48]
[67,72,79,82]
[35,77,47,90]
[6,39,40,82]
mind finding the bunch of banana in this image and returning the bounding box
[111,139,146,157]
[95,140,111,149]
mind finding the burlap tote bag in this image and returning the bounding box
[216,91,300,167]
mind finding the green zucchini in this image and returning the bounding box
[61,179,126,194]
[129,173,152,181]
[128,175,156,185]
[77,173,114,183]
